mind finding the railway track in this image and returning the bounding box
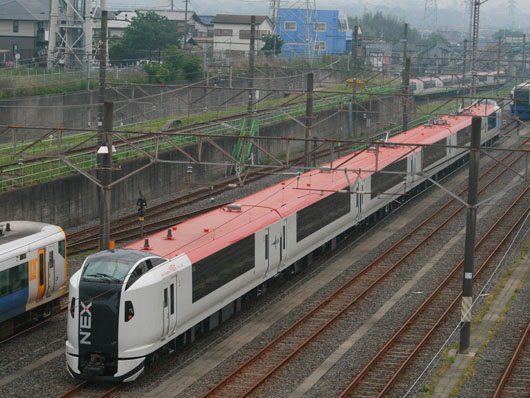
[57,381,119,398]
[493,320,530,398]
[338,184,530,397]
[200,142,524,396]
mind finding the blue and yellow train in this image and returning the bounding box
[510,80,530,120]
[0,221,67,338]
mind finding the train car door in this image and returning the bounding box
[277,221,287,273]
[168,277,177,336]
[45,245,55,298]
[267,222,282,276]
[161,283,170,339]
[36,249,46,301]
[355,180,364,221]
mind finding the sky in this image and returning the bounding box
[106,0,530,33]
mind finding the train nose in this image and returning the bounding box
[82,353,107,376]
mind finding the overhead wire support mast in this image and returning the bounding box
[470,0,488,99]
[97,1,109,250]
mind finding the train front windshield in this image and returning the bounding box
[82,250,150,283]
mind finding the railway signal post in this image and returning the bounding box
[137,195,147,238]
[459,115,481,354]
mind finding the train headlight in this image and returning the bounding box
[125,301,134,322]
[70,297,76,318]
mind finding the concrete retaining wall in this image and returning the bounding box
[0,68,350,142]
[0,94,414,227]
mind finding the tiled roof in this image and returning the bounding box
[0,0,49,21]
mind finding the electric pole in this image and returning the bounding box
[462,39,467,107]
[459,116,481,354]
[403,57,411,133]
[100,100,113,250]
[402,23,409,132]
[183,0,189,50]
[305,72,314,168]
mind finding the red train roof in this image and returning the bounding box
[125,103,497,263]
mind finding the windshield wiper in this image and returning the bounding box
[85,272,121,282]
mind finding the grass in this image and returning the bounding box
[422,238,530,398]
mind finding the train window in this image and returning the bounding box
[370,158,407,200]
[457,126,471,147]
[58,240,66,258]
[265,235,269,260]
[192,234,255,302]
[0,270,9,298]
[83,256,134,282]
[164,288,168,307]
[70,297,76,318]
[39,252,44,286]
[422,138,446,169]
[150,258,166,267]
[283,226,286,250]
[11,263,28,293]
[296,191,351,242]
[125,261,149,290]
[170,284,175,315]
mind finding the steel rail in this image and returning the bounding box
[56,381,87,398]
[339,184,530,397]
[493,320,530,398]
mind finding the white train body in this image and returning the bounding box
[66,103,501,382]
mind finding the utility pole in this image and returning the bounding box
[99,100,113,250]
[248,16,256,163]
[469,0,480,99]
[97,5,108,149]
[403,57,411,133]
[402,23,409,132]
[497,37,502,92]
[96,1,108,250]
[351,26,359,138]
[522,34,527,81]
[183,0,189,50]
[305,72,314,168]
[247,16,256,116]
[459,116,481,354]
[462,39,467,108]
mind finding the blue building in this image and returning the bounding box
[277,9,351,57]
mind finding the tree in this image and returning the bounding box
[421,33,451,48]
[143,45,202,83]
[109,11,182,62]
[348,12,423,45]
[261,34,284,56]
[492,29,524,40]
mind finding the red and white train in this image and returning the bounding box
[66,102,501,382]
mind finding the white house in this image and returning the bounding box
[212,15,273,55]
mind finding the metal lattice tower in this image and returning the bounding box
[47,0,93,70]
[463,0,472,41]
[470,0,480,98]
[423,0,438,35]
[273,0,318,62]
[269,0,280,34]
[508,0,516,21]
